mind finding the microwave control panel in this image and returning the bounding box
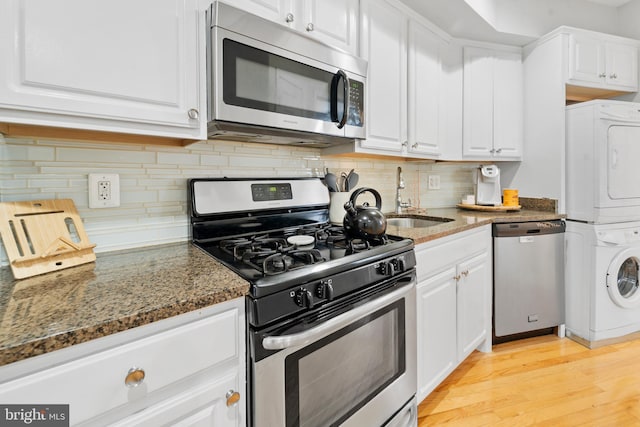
[347,80,364,127]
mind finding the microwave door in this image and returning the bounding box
[213,32,346,139]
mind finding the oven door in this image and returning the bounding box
[251,274,416,427]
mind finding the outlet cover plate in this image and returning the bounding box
[89,173,120,208]
[428,175,441,190]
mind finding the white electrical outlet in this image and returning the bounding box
[89,173,120,208]
[428,175,441,190]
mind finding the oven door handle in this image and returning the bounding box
[262,281,413,350]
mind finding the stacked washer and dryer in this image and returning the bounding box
[565,100,640,347]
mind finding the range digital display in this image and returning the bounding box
[251,183,293,201]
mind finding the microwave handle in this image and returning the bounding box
[262,280,413,350]
[330,69,350,129]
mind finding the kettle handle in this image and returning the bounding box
[346,187,383,210]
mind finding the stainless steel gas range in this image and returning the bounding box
[189,177,417,427]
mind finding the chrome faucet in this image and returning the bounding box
[396,166,405,214]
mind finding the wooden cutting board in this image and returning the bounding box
[0,199,96,279]
[456,203,522,212]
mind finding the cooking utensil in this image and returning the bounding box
[346,170,359,191]
[343,187,387,241]
[0,199,96,279]
[324,172,339,192]
[340,172,348,192]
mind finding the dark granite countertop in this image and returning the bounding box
[0,242,249,367]
[386,206,564,245]
[0,202,561,368]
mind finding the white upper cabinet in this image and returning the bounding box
[231,0,359,55]
[357,0,407,154]
[323,0,450,159]
[228,0,289,24]
[0,0,206,141]
[568,31,638,92]
[407,19,446,158]
[297,0,359,54]
[463,46,523,161]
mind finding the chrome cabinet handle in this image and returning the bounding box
[285,13,294,23]
[610,73,618,79]
[188,108,199,120]
[411,142,419,149]
[124,367,145,387]
[599,72,607,78]
[263,281,413,350]
[306,23,314,32]
[453,274,461,281]
[495,148,502,154]
[489,148,496,154]
[461,270,469,277]
[226,390,241,407]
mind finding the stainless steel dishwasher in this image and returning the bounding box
[493,220,565,340]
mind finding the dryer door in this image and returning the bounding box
[607,248,640,308]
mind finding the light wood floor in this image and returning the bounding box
[417,334,640,426]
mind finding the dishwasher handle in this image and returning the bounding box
[493,220,565,238]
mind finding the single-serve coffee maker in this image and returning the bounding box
[476,165,501,206]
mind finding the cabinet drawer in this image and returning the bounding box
[415,226,491,281]
[0,307,240,425]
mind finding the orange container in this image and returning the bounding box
[503,189,519,206]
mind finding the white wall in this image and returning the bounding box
[500,34,567,212]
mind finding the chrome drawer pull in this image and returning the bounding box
[124,367,145,387]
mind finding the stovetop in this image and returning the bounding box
[189,177,415,302]
[194,221,413,298]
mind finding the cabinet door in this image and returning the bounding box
[359,0,407,154]
[568,35,605,86]
[462,47,494,158]
[416,267,457,403]
[493,50,523,159]
[299,0,359,54]
[113,373,243,427]
[229,0,290,24]
[457,251,490,362]
[0,0,204,139]
[408,19,442,157]
[605,42,638,90]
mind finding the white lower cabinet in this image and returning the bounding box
[0,298,245,427]
[415,226,492,402]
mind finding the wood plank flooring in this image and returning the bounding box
[417,334,640,426]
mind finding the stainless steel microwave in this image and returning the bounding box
[206,2,367,147]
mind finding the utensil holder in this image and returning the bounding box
[329,192,351,225]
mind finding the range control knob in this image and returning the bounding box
[316,279,335,301]
[391,257,405,272]
[293,288,314,308]
[378,261,395,276]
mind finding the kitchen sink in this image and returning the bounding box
[386,216,453,228]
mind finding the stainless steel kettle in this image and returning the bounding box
[343,187,387,241]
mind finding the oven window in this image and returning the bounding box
[222,39,343,122]
[284,301,405,427]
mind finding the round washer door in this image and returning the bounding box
[607,248,640,308]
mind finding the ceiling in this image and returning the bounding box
[399,0,638,46]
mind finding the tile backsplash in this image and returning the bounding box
[1,136,477,264]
